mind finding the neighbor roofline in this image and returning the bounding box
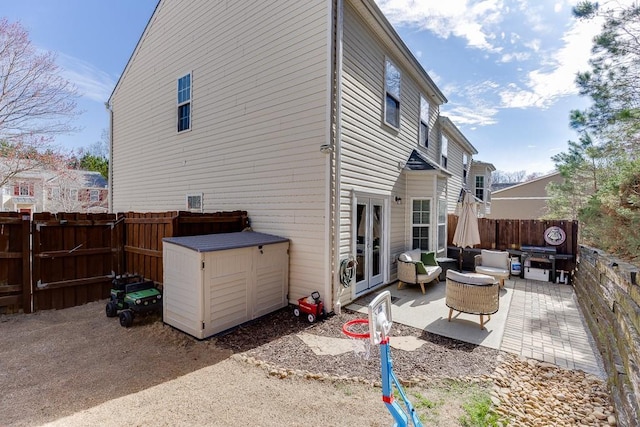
[492,171,561,194]
[439,116,478,155]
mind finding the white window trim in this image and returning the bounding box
[410,197,432,251]
[437,198,447,254]
[475,175,485,201]
[383,58,401,130]
[177,71,192,133]
[419,95,429,147]
[89,189,100,202]
[186,192,203,212]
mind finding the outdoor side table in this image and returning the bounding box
[437,257,458,281]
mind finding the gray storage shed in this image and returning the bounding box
[162,231,289,339]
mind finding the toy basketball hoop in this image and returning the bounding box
[342,290,423,426]
[342,290,392,345]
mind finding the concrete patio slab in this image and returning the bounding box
[347,279,515,350]
[347,277,606,379]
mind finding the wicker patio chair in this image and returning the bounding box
[445,270,499,329]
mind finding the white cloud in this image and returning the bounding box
[57,53,116,103]
[375,0,505,52]
[498,17,603,109]
[446,104,499,126]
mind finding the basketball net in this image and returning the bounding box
[343,318,372,360]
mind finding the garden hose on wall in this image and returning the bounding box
[335,256,357,314]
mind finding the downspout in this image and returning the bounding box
[332,0,344,314]
[105,101,114,213]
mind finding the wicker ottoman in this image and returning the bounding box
[445,270,499,329]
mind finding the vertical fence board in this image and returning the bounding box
[0,213,30,314]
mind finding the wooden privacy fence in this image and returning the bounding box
[447,215,578,255]
[0,210,248,314]
[447,215,579,271]
[122,211,249,284]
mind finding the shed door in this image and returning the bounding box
[203,247,251,336]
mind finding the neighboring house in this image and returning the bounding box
[486,171,563,220]
[108,0,484,310]
[1,169,42,215]
[1,168,108,215]
[469,160,496,217]
[44,170,109,214]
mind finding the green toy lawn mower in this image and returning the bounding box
[105,274,162,327]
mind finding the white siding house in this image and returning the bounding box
[470,160,496,217]
[109,0,452,311]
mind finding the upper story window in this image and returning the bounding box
[419,95,429,147]
[14,182,33,196]
[462,154,469,185]
[441,135,448,169]
[177,73,191,132]
[384,59,401,129]
[475,175,485,201]
[90,189,100,202]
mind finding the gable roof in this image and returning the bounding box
[404,149,451,176]
[439,116,477,155]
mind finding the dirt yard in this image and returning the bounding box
[1,300,501,426]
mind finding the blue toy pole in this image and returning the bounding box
[380,337,423,427]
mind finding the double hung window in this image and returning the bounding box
[177,73,191,132]
[475,176,485,201]
[419,95,429,147]
[384,60,401,128]
[411,199,431,250]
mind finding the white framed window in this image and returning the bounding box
[186,193,203,212]
[384,59,401,129]
[177,73,191,132]
[49,188,60,200]
[70,189,78,201]
[19,183,30,196]
[411,199,431,250]
[437,199,447,253]
[475,175,485,201]
[462,154,469,185]
[90,189,99,202]
[441,135,448,169]
[419,95,429,147]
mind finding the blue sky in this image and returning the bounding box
[2,0,607,175]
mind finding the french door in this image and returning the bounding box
[355,197,384,294]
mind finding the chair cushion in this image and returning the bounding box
[421,251,438,266]
[398,249,422,263]
[476,266,509,278]
[446,270,496,285]
[480,250,509,269]
[417,266,442,283]
[414,261,428,274]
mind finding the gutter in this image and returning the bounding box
[105,101,114,213]
[332,0,344,313]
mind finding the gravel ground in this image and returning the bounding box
[0,299,613,426]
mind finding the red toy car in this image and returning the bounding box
[294,291,326,323]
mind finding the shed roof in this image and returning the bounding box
[163,231,289,252]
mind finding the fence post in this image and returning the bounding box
[22,215,32,314]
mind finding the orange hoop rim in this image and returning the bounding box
[342,318,370,339]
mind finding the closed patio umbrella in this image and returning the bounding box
[453,191,481,249]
